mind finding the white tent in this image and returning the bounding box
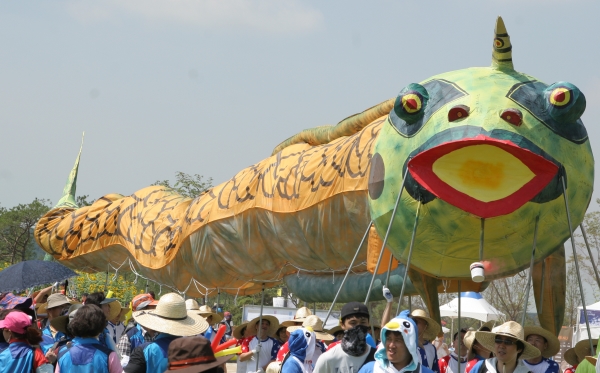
[439,292,504,322]
[572,300,600,345]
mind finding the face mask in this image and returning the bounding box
[341,325,369,356]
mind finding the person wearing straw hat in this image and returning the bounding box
[287,315,334,367]
[107,300,129,346]
[197,305,224,343]
[470,321,541,373]
[281,307,314,328]
[239,315,281,373]
[356,310,435,373]
[118,293,158,367]
[439,329,468,373]
[464,325,494,373]
[41,293,71,345]
[56,304,123,373]
[235,323,256,373]
[123,293,209,373]
[522,326,560,373]
[563,347,579,373]
[410,309,442,373]
[164,335,234,373]
[571,339,598,373]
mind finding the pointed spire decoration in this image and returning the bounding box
[55,133,85,209]
[491,16,514,71]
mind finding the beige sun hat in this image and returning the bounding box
[563,348,580,366]
[233,322,255,340]
[287,315,334,341]
[50,303,84,334]
[410,309,441,341]
[185,299,200,310]
[585,356,597,365]
[523,326,560,358]
[479,321,496,332]
[464,330,477,351]
[197,305,223,324]
[47,293,72,310]
[281,307,313,327]
[475,321,540,360]
[327,326,343,336]
[248,315,280,337]
[133,293,209,337]
[108,300,128,321]
[574,339,598,362]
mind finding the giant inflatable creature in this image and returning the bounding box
[35,17,592,335]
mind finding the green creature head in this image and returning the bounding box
[368,17,593,279]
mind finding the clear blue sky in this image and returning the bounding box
[1,0,599,209]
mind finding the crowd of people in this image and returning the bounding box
[0,285,592,373]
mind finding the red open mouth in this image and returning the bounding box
[407,135,559,218]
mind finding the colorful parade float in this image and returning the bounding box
[35,17,595,343]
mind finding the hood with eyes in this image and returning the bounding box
[287,327,316,363]
[368,17,593,280]
[374,310,421,370]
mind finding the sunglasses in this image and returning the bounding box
[495,337,517,346]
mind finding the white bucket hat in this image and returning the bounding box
[133,293,209,337]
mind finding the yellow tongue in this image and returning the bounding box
[432,144,535,202]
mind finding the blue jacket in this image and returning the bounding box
[126,324,146,351]
[58,337,112,373]
[40,326,66,354]
[0,341,35,373]
[140,334,179,373]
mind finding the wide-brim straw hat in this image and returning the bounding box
[479,321,496,332]
[585,356,597,365]
[197,305,223,324]
[574,339,598,362]
[464,330,477,351]
[108,300,127,321]
[233,322,254,340]
[327,326,343,337]
[523,326,560,358]
[185,299,200,310]
[281,307,313,327]
[410,309,441,341]
[563,348,579,366]
[133,293,209,337]
[475,321,540,360]
[287,315,334,341]
[248,315,280,337]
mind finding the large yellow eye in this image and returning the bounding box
[543,82,585,124]
[549,87,571,107]
[401,94,422,114]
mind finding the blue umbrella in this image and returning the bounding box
[0,260,78,293]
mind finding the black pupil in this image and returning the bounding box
[403,321,411,328]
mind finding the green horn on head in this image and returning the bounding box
[55,132,84,209]
[492,16,514,71]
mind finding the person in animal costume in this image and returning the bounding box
[281,327,316,373]
[358,310,434,373]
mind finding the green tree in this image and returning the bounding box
[0,198,52,264]
[153,172,213,199]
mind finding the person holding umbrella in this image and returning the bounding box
[0,311,54,373]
